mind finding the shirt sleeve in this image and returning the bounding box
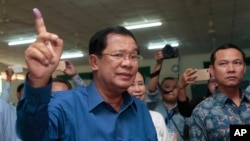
[16,77,52,141]
[0,82,11,102]
[177,97,193,117]
[71,74,86,87]
[145,86,160,103]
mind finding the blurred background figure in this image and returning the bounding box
[0,99,21,141]
[0,68,21,141]
[0,68,15,102]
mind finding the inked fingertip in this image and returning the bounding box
[33,8,42,19]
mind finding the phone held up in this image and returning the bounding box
[8,65,23,73]
[194,68,210,81]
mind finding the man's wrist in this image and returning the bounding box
[28,72,51,88]
[71,73,78,78]
[6,77,12,81]
[150,69,161,78]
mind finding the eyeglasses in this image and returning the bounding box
[101,53,143,62]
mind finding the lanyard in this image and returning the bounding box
[165,109,175,128]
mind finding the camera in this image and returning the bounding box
[162,44,178,59]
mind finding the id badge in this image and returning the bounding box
[168,130,177,141]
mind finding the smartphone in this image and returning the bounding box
[8,65,23,73]
[56,61,66,71]
[195,68,210,81]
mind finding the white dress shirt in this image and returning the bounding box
[0,99,21,141]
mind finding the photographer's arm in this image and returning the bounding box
[148,50,164,93]
[63,60,86,87]
[71,74,86,87]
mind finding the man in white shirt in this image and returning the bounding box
[0,98,20,141]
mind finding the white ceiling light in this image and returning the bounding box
[170,43,179,47]
[125,22,162,30]
[8,38,36,46]
[61,50,84,59]
[148,42,179,50]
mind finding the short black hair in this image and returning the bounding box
[16,83,24,93]
[137,71,146,83]
[88,26,138,56]
[53,77,72,89]
[210,43,246,65]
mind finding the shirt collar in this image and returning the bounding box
[164,102,178,111]
[242,90,250,102]
[213,88,250,106]
[86,81,137,113]
[213,89,228,105]
[120,92,137,113]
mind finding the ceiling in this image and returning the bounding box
[0,0,250,68]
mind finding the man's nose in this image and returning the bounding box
[227,63,236,72]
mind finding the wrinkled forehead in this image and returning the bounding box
[104,34,139,54]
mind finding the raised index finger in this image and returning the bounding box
[33,8,47,33]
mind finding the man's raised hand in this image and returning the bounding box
[25,8,63,87]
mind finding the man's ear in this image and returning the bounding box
[209,65,214,77]
[89,54,99,71]
[243,63,247,74]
